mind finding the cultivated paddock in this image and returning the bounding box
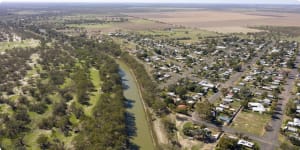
[125,10,300,33]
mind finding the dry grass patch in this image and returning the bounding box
[231,111,270,136]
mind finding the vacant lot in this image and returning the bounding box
[231,111,270,136]
[125,10,300,33]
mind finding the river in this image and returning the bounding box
[117,61,155,150]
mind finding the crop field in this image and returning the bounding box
[125,10,300,33]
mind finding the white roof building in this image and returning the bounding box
[248,102,266,114]
[287,118,300,127]
[199,81,215,88]
[223,98,234,103]
[237,139,254,148]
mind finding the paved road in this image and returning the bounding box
[261,52,300,150]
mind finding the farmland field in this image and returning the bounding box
[125,10,300,33]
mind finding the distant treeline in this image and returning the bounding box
[254,26,300,37]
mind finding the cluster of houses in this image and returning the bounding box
[261,40,298,68]
[109,31,270,90]
[283,117,300,144]
[109,31,300,126]
[232,40,299,115]
[214,89,242,124]
[0,31,22,42]
[238,69,284,114]
[248,102,266,114]
[282,83,300,144]
[164,79,218,112]
[0,31,11,42]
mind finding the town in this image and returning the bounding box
[1,1,300,150]
[107,26,300,149]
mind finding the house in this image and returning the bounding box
[223,98,234,103]
[164,74,171,78]
[271,48,280,53]
[258,99,272,105]
[239,82,245,86]
[262,86,272,91]
[232,87,240,93]
[187,100,196,105]
[199,81,215,89]
[248,102,266,114]
[177,105,187,110]
[271,81,280,85]
[216,46,226,49]
[212,133,222,140]
[192,94,200,100]
[219,104,230,109]
[296,105,300,114]
[243,76,253,82]
[225,93,234,99]
[216,107,224,112]
[237,139,254,148]
[167,92,176,97]
[287,118,300,127]
[284,126,298,133]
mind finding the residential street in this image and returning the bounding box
[262,51,300,150]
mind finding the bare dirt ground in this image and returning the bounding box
[153,118,169,145]
[176,114,216,150]
[125,10,300,33]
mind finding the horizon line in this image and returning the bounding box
[1,2,300,5]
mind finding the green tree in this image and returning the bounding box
[195,100,214,121]
[37,134,51,149]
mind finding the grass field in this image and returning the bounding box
[68,18,171,33]
[231,111,270,136]
[85,68,101,116]
[138,28,219,43]
[0,39,40,51]
[68,23,114,29]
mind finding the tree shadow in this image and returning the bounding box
[127,141,140,150]
[118,68,128,81]
[119,69,130,90]
[125,111,140,150]
[122,83,130,90]
[125,98,135,109]
[125,112,137,137]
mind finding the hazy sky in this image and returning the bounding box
[1,0,300,4]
